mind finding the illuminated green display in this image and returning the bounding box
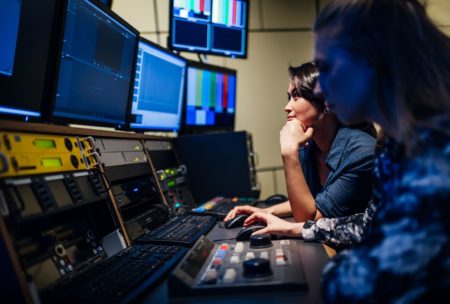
[34,139,56,149]
[41,158,62,168]
[167,180,176,188]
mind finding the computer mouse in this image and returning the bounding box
[236,225,266,241]
[265,194,288,205]
[224,214,249,229]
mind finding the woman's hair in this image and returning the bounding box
[289,62,378,138]
[288,62,326,112]
[313,0,450,150]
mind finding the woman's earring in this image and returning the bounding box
[319,107,329,120]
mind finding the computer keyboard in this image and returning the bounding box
[136,213,217,247]
[47,244,187,303]
[191,196,256,219]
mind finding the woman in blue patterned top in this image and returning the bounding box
[225,62,376,224]
[310,0,450,301]
[248,0,449,300]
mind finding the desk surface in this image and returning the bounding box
[138,220,331,304]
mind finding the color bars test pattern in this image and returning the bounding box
[174,0,211,20]
[186,67,236,125]
[212,0,245,28]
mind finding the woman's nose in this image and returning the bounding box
[284,101,293,112]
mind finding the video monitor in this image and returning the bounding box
[0,0,21,78]
[128,38,186,132]
[169,0,249,58]
[0,0,59,121]
[51,0,139,128]
[181,60,236,134]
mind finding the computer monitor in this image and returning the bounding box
[169,0,249,58]
[128,38,186,132]
[51,0,139,128]
[181,60,236,134]
[0,0,21,78]
[0,0,59,121]
[174,131,254,202]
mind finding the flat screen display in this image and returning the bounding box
[169,0,248,58]
[0,0,58,121]
[182,61,236,133]
[51,0,138,128]
[128,38,186,132]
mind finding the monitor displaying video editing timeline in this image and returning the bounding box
[182,61,236,133]
[128,38,186,132]
[169,0,249,58]
[51,0,138,128]
[0,0,59,121]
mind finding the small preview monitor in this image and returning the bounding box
[51,0,139,128]
[128,38,187,132]
[182,60,236,133]
[0,0,59,121]
[169,0,249,58]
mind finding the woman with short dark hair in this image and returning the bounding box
[225,62,376,237]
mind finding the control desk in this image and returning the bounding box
[138,214,330,304]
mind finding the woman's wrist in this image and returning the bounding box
[265,205,276,215]
[289,222,304,235]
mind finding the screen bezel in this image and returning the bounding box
[168,0,249,59]
[96,0,113,8]
[180,60,237,135]
[125,37,187,133]
[49,0,139,129]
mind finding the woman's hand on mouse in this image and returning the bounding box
[244,212,304,236]
[223,206,269,222]
[280,119,314,156]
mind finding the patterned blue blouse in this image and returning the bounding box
[321,126,450,302]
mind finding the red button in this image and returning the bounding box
[220,244,229,250]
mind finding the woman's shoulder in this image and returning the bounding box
[342,126,377,143]
[401,129,450,195]
[339,126,377,155]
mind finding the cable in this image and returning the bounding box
[152,0,161,45]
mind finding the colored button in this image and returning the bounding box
[201,269,218,284]
[234,242,244,253]
[230,255,240,264]
[223,269,237,283]
[260,251,269,259]
[220,244,229,250]
[245,252,255,261]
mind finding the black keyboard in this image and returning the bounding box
[47,244,187,303]
[136,213,217,247]
[191,196,256,219]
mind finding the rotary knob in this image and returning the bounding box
[249,234,273,249]
[243,257,272,278]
